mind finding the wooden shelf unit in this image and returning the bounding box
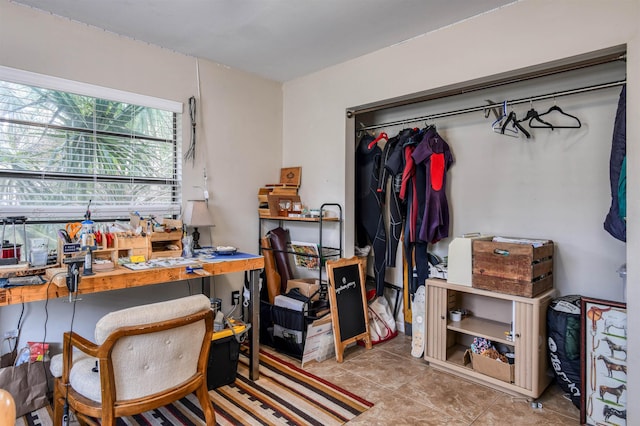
[424,278,555,399]
[258,203,342,298]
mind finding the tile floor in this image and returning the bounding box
[274,334,581,425]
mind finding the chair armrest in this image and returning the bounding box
[61,331,99,381]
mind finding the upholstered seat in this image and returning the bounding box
[51,294,215,425]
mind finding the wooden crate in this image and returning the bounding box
[149,230,183,259]
[472,239,554,297]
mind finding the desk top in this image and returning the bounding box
[0,252,264,306]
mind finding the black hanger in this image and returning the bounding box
[531,104,581,129]
[501,111,531,138]
[518,108,554,130]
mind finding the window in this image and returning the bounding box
[0,66,182,223]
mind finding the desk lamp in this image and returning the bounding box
[183,200,214,249]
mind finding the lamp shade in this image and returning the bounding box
[183,200,214,227]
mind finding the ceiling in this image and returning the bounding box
[11,0,516,82]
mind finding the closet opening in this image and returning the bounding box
[350,46,627,331]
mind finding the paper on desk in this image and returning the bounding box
[122,262,154,271]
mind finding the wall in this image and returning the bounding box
[282,0,639,419]
[0,0,282,346]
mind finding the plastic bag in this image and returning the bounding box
[367,295,398,344]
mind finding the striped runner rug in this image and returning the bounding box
[17,350,373,425]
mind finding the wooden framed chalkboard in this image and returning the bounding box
[326,256,372,362]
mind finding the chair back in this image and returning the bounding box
[94,294,211,401]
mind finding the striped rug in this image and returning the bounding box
[17,350,372,425]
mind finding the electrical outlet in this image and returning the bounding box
[3,329,18,339]
[232,290,240,305]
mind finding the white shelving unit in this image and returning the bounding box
[424,278,555,399]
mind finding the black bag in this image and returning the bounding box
[547,295,582,408]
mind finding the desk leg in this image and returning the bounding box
[202,276,211,298]
[249,268,260,380]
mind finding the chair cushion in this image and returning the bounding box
[49,350,93,378]
[69,356,103,402]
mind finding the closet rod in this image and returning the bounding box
[359,79,626,132]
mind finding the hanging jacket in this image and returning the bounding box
[604,85,626,242]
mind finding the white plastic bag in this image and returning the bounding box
[368,295,397,344]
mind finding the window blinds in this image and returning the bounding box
[0,67,182,221]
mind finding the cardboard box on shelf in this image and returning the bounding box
[286,278,321,301]
[464,350,514,383]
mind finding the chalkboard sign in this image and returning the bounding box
[326,257,372,362]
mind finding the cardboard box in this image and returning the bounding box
[447,234,493,286]
[286,278,321,301]
[464,350,514,383]
[472,238,554,297]
[302,315,334,367]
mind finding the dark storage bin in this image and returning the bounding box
[207,324,246,389]
[260,299,328,360]
[260,300,307,359]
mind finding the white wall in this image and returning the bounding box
[0,0,282,348]
[282,0,640,419]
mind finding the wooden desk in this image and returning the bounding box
[0,253,265,380]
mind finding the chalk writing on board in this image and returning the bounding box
[335,276,357,294]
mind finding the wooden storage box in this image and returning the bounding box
[472,239,553,297]
[114,234,148,250]
[149,230,183,259]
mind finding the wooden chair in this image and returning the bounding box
[0,389,16,425]
[51,294,215,426]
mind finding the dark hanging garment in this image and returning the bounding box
[355,134,387,296]
[412,128,454,244]
[604,85,626,242]
[378,129,411,266]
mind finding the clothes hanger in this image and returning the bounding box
[368,131,388,149]
[501,111,531,139]
[518,100,554,130]
[484,100,502,121]
[501,110,531,138]
[491,101,507,132]
[492,101,519,138]
[531,100,581,129]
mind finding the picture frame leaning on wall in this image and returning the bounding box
[580,297,627,426]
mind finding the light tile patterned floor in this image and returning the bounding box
[272,334,581,425]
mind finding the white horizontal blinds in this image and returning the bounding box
[0,71,182,220]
